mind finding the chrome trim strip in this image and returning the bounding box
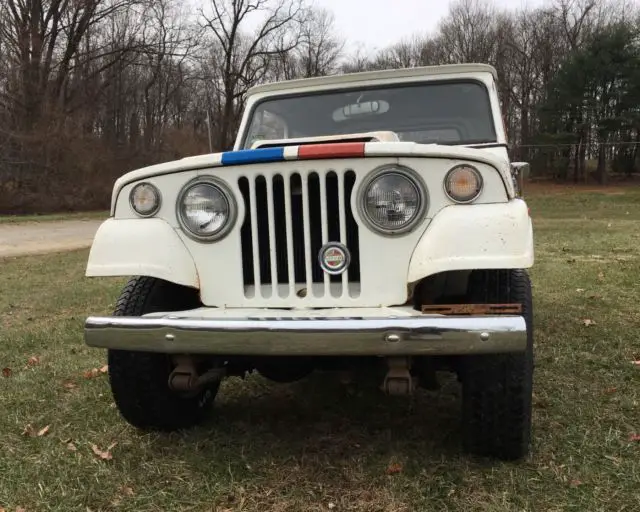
[85,315,527,356]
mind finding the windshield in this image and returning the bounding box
[241,80,497,149]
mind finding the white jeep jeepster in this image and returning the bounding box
[84,63,534,460]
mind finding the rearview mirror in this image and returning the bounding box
[332,100,389,122]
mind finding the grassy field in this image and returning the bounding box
[1,186,639,511]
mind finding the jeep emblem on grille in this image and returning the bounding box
[318,242,351,275]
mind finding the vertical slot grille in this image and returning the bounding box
[238,169,360,300]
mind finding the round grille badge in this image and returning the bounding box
[318,242,351,275]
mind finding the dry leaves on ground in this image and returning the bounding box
[26,356,40,367]
[63,380,78,390]
[91,442,117,460]
[83,365,108,379]
[629,434,640,442]
[386,462,403,475]
[22,424,50,437]
[582,318,596,327]
[2,367,11,378]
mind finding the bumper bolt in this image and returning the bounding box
[166,334,175,341]
[480,332,490,341]
[385,334,401,343]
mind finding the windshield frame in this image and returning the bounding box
[237,78,499,150]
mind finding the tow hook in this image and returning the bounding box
[382,356,417,396]
[168,355,226,392]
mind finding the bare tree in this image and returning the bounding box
[298,7,343,77]
[200,0,303,149]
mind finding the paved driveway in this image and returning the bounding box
[0,220,103,258]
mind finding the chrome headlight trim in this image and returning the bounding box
[443,164,484,204]
[357,165,428,236]
[176,176,238,243]
[129,182,162,217]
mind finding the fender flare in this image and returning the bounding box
[86,218,199,288]
[407,199,534,283]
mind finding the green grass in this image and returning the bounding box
[0,210,109,224]
[1,187,639,511]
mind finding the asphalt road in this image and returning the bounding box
[0,220,103,258]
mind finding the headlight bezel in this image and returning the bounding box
[444,164,484,204]
[176,176,237,243]
[129,182,162,217]
[357,165,428,236]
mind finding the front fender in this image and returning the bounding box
[407,199,534,283]
[86,218,199,288]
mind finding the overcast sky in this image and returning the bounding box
[313,0,550,53]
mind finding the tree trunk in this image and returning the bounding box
[597,144,607,185]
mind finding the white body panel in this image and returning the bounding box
[407,200,534,283]
[108,142,515,216]
[86,218,198,288]
[87,155,532,308]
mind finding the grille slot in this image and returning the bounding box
[239,170,360,300]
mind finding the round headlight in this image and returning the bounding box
[360,166,426,235]
[130,182,161,217]
[177,178,236,242]
[444,165,483,203]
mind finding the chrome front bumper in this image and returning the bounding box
[84,314,527,356]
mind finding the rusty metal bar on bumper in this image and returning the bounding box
[84,315,527,356]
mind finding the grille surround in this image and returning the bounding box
[238,169,360,301]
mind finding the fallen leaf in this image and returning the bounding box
[37,425,50,437]
[604,387,617,394]
[27,356,40,367]
[570,479,582,487]
[582,319,596,327]
[328,503,336,510]
[629,434,640,442]
[63,380,78,390]
[16,507,26,512]
[576,288,585,293]
[91,442,117,460]
[2,367,11,378]
[386,462,403,475]
[22,424,35,436]
[121,486,134,496]
[67,442,77,452]
[99,365,108,374]
[83,368,102,379]
[597,272,605,280]
[632,361,640,367]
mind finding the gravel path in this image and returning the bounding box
[0,220,103,258]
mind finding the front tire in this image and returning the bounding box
[461,269,534,460]
[108,277,219,431]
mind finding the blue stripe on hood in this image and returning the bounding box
[220,147,285,165]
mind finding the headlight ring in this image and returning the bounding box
[357,165,428,236]
[176,176,237,242]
